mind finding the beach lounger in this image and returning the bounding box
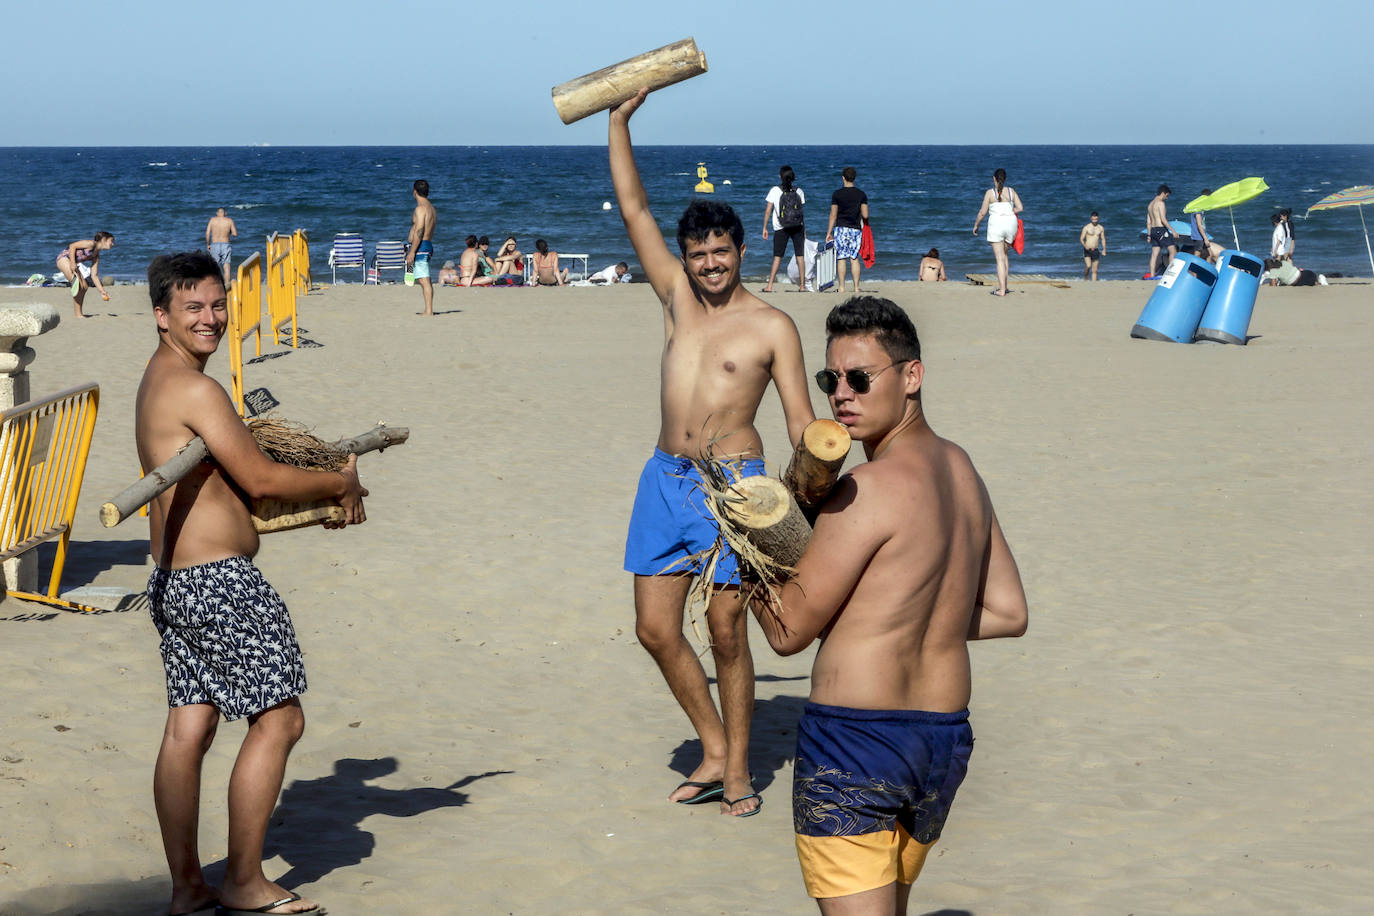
[329,233,366,284]
[372,240,407,284]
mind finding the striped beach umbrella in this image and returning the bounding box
[1306,186,1374,274]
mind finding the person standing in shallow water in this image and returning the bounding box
[972,169,1022,297]
[610,87,815,818]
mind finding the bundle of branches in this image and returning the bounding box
[247,417,348,470]
[672,454,813,647]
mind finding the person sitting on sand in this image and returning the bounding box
[438,260,461,286]
[56,231,114,318]
[918,248,946,282]
[459,235,494,286]
[1263,256,1326,287]
[531,239,568,286]
[589,261,631,284]
[490,236,524,278]
[476,236,497,279]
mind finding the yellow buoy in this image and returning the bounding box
[694,162,715,194]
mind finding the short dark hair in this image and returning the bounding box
[1090,211,1099,218]
[94,230,114,244]
[617,261,629,271]
[1200,188,1213,196]
[842,166,857,182]
[1271,213,1283,225]
[1158,184,1171,195]
[465,235,478,248]
[413,179,430,197]
[148,251,224,311]
[825,296,921,363]
[478,235,490,246]
[676,199,744,254]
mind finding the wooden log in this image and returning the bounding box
[99,424,410,528]
[551,38,707,125]
[783,419,852,509]
[252,500,345,534]
[720,476,812,572]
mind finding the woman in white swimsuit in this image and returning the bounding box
[971,169,1023,297]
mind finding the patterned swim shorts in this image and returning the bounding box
[146,556,307,721]
[832,226,862,260]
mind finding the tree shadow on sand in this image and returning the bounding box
[668,688,809,795]
[238,757,510,887]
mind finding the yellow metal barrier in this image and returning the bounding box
[292,228,311,297]
[0,383,100,612]
[265,232,298,350]
[228,252,264,418]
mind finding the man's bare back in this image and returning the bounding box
[1147,193,1169,229]
[206,211,236,244]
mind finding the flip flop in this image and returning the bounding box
[673,779,725,805]
[721,792,763,817]
[216,892,323,915]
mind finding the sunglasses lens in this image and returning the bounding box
[846,371,871,394]
[815,370,838,394]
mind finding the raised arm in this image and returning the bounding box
[968,508,1027,640]
[609,88,682,305]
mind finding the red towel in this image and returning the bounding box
[860,224,876,268]
[1012,218,1025,255]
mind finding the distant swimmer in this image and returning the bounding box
[406,179,436,315]
[972,168,1023,297]
[751,296,1027,911]
[610,86,815,817]
[205,207,238,286]
[1145,184,1175,279]
[1079,212,1106,280]
[55,231,114,318]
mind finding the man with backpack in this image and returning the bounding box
[763,165,807,293]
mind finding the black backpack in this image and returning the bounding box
[778,188,804,228]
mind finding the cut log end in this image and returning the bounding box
[802,419,852,461]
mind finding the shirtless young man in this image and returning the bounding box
[750,296,1027,913]
[406,179,437,315]
[610,88,815,817]
[136,251,367,915]
[1079,212,1106,280]
[1145,184,1175,279]
[205,208,238,286]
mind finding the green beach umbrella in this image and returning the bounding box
[1182,177,1269,250]
[1306,185,1374,275]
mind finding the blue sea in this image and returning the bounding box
[1,145,1370,287]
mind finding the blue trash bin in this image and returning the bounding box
[1131,253,1218,343]
[1196,250,1263,345]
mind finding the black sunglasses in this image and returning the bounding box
[815,360,908,395]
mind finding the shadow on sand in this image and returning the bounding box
[669,690,809,795]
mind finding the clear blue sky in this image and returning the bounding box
[6,0,1371,145]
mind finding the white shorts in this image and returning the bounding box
[987,214,1017,245]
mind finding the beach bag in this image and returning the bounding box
[860,225,876,268]
[778,188,804,228]
[1012,218,1025,255]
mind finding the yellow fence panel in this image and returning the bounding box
[228,252,263,418]
[0,382,100,612]
[292,229,311,297]
[265,232,298,350]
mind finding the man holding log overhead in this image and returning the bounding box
[609,88,815,818]
[751,297,1028,912]
[135,251,366,916]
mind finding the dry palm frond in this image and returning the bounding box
[247,417,348,470]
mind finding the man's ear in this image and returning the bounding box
[739,243,747,258]
[154,306,170,332]
[904,359,925,396]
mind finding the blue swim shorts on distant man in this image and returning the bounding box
[623,448,766,586]
[792,703,973,899]
[413,239,433,280]
[209,242,231,269]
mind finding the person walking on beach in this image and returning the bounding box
[406,179,437,315]
[1080,212,1106,280]
[1145,184,1175,279]
[1188,195,1223,264]
[610,87,815,818]
[206,208,238,286]
[763,165,807,293]
[826,167,870,294]
[971,169,1022,297]
[751,296,1028,913]
[55,231,114,318]
[136,251,367,916]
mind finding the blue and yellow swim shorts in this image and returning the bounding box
[792,703,973,899]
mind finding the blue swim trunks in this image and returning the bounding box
[832,226,862,260]
[413,240,433,280]
[793,703,973,899]
[146,556,308,721]
[623,448,766,585]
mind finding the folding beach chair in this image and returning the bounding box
[373,240,407,284]
[329,233,365,284]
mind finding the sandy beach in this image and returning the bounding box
[2,275,1371,915]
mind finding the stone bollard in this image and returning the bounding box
[0,303,61,595]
